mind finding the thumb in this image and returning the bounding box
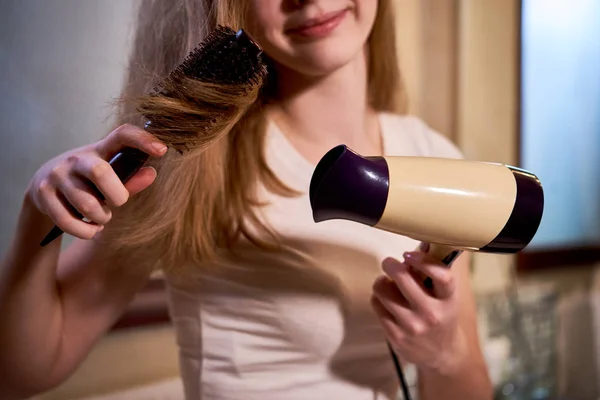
[124,166,157,197]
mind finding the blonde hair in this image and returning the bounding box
[104,0,406,273]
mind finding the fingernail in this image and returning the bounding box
[152,142,167,154]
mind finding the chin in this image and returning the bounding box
[265,24,370,77]
[281,43,364,77]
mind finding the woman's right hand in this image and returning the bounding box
[27,123,167,240]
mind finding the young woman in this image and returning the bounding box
[0,0,492,399]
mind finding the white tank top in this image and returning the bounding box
[165,113,463,400]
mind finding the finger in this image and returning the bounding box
[404,252,456,299]
[370,294,423,352]
[70,154,130,207]
[372,275,426,336]
[57,176,112,225]
[96,124,167,159]
[123,166,158,197]
[39,187,100,240]
[382,257,432,310]
[371,294,404,343]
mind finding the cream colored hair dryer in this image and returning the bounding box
[309,145,544,266]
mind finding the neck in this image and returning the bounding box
[267,50,382,163]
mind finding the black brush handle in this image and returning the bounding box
[39,147,150,246]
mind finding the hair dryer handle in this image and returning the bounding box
[421,243,463,290]
[425,243,463,266]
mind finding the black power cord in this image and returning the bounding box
[387,342,412,400]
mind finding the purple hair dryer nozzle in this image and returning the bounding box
[309,145,389,226]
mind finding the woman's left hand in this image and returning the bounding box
[371,248,469,374]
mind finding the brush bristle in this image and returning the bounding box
[175,27,264,85]
[136,25,268,154]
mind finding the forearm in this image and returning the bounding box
[0,193,147,396]
[0,193,67,396]
[417,352,493,400]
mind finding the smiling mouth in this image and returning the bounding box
[285,9,349,38]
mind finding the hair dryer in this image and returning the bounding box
[309,144,544,266]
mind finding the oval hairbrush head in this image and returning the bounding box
[137,25,268,154]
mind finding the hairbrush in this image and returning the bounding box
[40,26,267,246]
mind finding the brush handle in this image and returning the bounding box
[39,147,150,247]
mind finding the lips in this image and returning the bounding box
[285,9,349,38]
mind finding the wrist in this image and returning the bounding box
[417,331,494,400]
[23,188,38,213]
[18,188,56,244]
[423,328,472,377]
[23,184,43,216]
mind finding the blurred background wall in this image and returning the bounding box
[1,0,134,246]
[1,0,599,399]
